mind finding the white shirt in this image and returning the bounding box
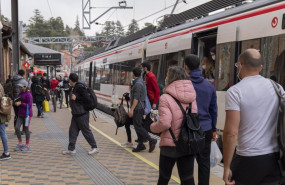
[226,75,283,156]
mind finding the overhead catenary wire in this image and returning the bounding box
[46,0,53,17]
[122,0,184,28]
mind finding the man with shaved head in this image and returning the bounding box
[223,49,283,185]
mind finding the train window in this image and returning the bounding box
[216,43,231,91]
[100,65,110,84]
[151,60,159,77]
[93,65,102,91]
[241,39,260,52]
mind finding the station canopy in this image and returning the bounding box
[22,43,63,66]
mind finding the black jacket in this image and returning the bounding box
[70,82,90,116]
[41,78,50,89]
[62,79,71,91]
[31,82,44,103]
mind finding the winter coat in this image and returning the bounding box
[18,90,33,118]
[190,69,217,132]
[150,80,197,147]
[0,84,10,123]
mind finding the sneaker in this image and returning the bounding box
[121,141,134,148]
[0,153,11,161]
[132,144,146,152]
[14,144,23,151]
[62,150,76,155]
[88,148,99,155]
[21,145,30,151]
[40,113,44,118]
[149,139,157,153]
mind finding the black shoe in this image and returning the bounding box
[149,139,157,153]
[132,144,146,152]
[0,153,11,161]
[135,139,148,143]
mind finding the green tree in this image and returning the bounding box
[115,21,124,36]
[126,19,139,36]
[101,21,116,36]
[27,9,51,37]
[49,17,66,37]
[74,15,85,36]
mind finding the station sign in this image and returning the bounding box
[23,61,30,69]
[34,53,62,66]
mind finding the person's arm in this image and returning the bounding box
[209,89,218,139]
[20,93,33,110]
[223,110,240,185]
[129,99,138,118]
[129,83,143,117]
[150,77,160,107]
[150,96,172,133]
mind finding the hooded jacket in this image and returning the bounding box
[18,90,33,118]
[69,82,90,117]
[150,80,197,147]
[190,69,217,132]
[12,75,25,99]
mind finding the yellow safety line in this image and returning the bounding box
[63,102,180,184]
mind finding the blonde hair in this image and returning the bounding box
[166,66,189,85]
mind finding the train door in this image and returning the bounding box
[89,62,93,88]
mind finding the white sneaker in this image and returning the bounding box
[88,148,99,155]
[62,150,76,155]
[121,141,134,148]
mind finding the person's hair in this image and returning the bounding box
[270,75,277,82]
[142,61,151,71]
[168,60,178,66]
[184,54,200,70]
[69,73,78,83]
[202,57,214,77]
[132,67,142,77]
[210,47,216,54]
[43,73,47,77]
[167,66,189,85]
[18,69,25,76]
[238,49,262,70]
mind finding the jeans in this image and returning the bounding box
[196,129,212,185]
[158,153,195,185]
[68,112,97,151]
[36,101,43,116]
[231,152,281,185]
[0,123,9,152]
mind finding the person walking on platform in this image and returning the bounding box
[223,49,282,185]
[41,73,50,90]
[142,61,160,109]
[150,66,197,185]
[0,83,11,160]
[129,67,157,153]
[31,77,44,118]
[62,73,98,155]
[14,80,33,151]
[184,54,217,185]
[62,76,71,108]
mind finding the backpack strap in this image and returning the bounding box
[270,79,283,99]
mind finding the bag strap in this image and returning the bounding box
[269,79,283,99]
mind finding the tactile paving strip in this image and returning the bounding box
[42,113,124,185]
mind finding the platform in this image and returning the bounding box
[0,103,224,184]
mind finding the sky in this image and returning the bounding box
[1,0,210,36]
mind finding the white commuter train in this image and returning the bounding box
[74,0,285,134]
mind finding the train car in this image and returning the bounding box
[75,0,285,135]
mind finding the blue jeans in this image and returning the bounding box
[0,123,9,152]
[36,101,43,116]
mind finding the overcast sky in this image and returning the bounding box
[1,0,209,36]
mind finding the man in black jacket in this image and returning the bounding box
[62,73,98,155]
[62,76,71,108]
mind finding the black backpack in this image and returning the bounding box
[84,87,98,111]
[4,81,13,98]
[270,79,285,177]
[168,94,205,155]
[35,84,43,95]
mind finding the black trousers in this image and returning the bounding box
[231,152,281,185]
[68,112,97,151]
[158,153,195,185]
[64,91,70,106]
[196,129,212,185]
[133,109,151,144]
[125,117,132,142]
[13,105,19,129]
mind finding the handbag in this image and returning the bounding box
[0,90,12,115]
[43,100,50,112]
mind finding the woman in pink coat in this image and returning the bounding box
[151,66,197,185]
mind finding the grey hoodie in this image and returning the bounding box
[12,75,26,99]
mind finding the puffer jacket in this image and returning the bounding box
[150,80,197,147]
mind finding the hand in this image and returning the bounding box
[15,102,21,106]
[44,88,47,91]
[152,104,157,109]
[129,109,134,118]
[212,131,217,141]
[71,94,76,100]
[223,168,235,185]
